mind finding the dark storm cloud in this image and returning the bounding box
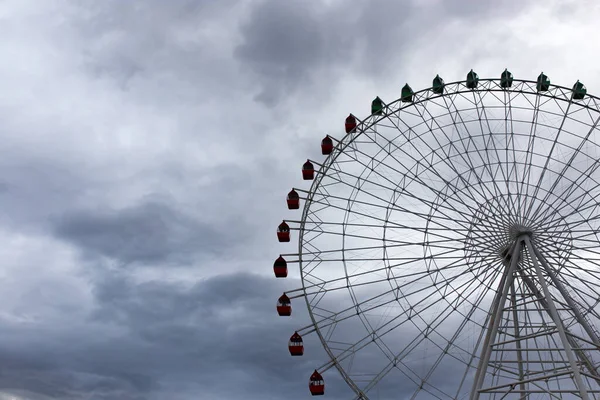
[0,345,158,400]
[0,313,157,399]
[0,271,348,399]
[89,271,295,356]
[50,160,278,267]
[68,0,247,114]
[53,200,226,266]
[235,0,535,107]
[234,0,353,106]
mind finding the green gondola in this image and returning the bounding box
[432,75,445,95]
[371,96,384,115]
[500,69,513,88]
[572,80,587,100]
[401,84,414,103]
[536,72,550,92]
[466,69,479,89]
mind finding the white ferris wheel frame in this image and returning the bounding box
[280,77,600,399]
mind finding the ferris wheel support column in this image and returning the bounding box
[509,282,526,400]
[532,246,600,348]
[523,236,591,400]
[470,239,522,400]
[531,246,600,382]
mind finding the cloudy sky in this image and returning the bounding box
[1,0,600,399]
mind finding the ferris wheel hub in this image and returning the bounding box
[508,224,533,239]
[498,230,532,266]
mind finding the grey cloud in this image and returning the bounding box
[235,0,352,107]
[0,270,340,399]
[85,271,400,399]
[72,0,242,101]
[0,329,156,399]
[235,0,537,107]
[53,199,228,266]
[49,160,282,268]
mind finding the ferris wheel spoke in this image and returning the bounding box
[564,244,600,260]
[404,262,505,398]
[300,249,492,304]
[563,254,600,277]
[357,256,503,398]
[389,257,500,359]
[300,224,465,246]
[366,111,501,213]
[339,134,454,205]
[307,266,478,337]
[321,154,475,228]
[414,115,504,209]
[389,101,493,206]
[534,177,600,231]
[473,92,516,219]
[536,214,600,238]
[558,233,600,247]
[531,165,600,230]
[528,114,600,224]
[315,255,496,366]
[299,187,471,227]
[304,192,471,238]
[525,98,573,220]
[295,238,462,258]
[516,94,543,225]
[346,131,483,221]
[557,255,600,297]
[472,89,519,218]
[504,91,519,201]
[306,255,490,336]
[440,91,508,206]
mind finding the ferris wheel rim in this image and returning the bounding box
[293,75,600,399]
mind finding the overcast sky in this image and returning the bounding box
[1,0,600,399]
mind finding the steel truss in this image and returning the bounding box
[472,234,600,398]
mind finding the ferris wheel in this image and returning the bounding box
[273,69,600,399]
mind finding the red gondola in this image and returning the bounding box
[309,370,325,396]
[289,331,304,356]
[277,221,290,242]
[345,114,357,133]
[302,160,315,180]
[273,255,288,277]
[277,293,291,316]
[321,135,333,155]
[287,189,300,209]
